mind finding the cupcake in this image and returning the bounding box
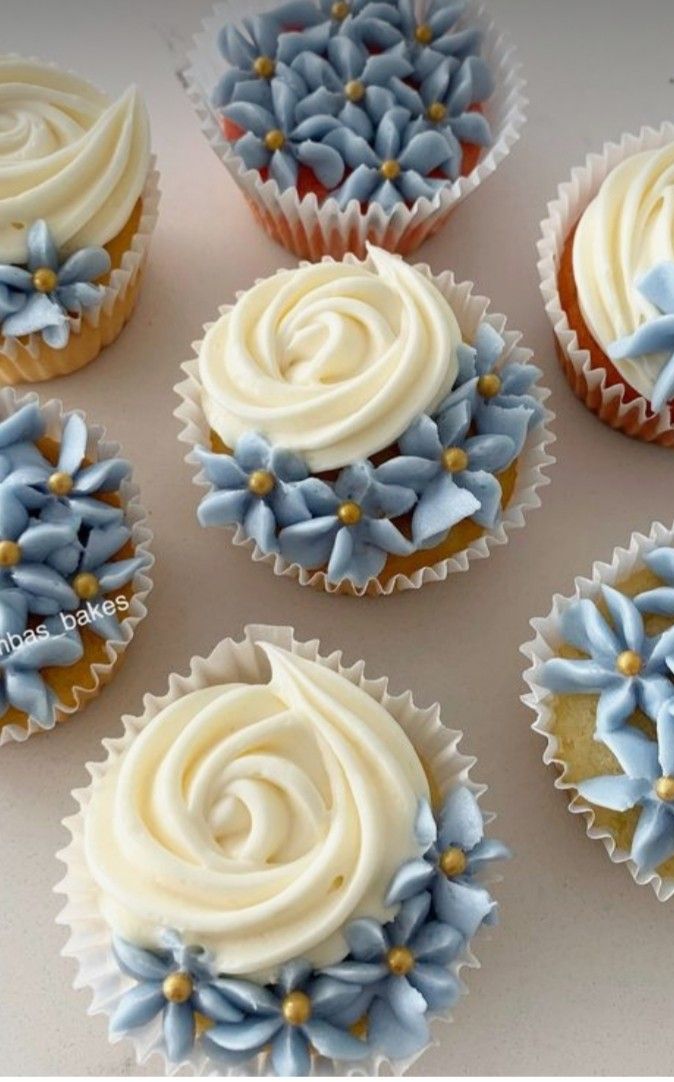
[0,392,153,747]
[186,0,526,259]
[56,624,509,1076]
[538,121,674,446]
[175,245,553,596]
[523,520,674,899]
[0,56,159,384]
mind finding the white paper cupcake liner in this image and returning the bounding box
[0,387,154,748]
[55,622,505,1076]
[521,518,674,901]
[184,0,527,260]
[174,252,555,597]
[0,161,160,384]
[537,120,674,446]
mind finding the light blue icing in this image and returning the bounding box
[108,785,507,1074]
[636,547,674,617]
[0,588,82,727]
[607,262,674,412]
[195,321,544,588]
[539,586,674,743]
[64,524,147,641]
[212,0,493,199]
[0,221,110,349]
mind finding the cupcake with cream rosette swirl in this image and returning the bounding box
[175,244,554,596]
[0,55,159,384]
[56,624,509,1076]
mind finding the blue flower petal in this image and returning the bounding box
[433,874,495,937]
[438,786,484,851]
[109,983,165,1033]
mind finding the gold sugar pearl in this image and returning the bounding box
[414,23,433,44]
[162,971,193,1004]
[655,777,674,802]
[282,991,312,1026]
[442,447,468,473]
[337,500,362,526]
[73,572,100,601]
[264,128,286,152]
[331,0,350,19]
[248,469,275,497]
[0,540,21,567]
[615,649,642,677]
[386,946,415,976]
[32,266,58,293]
[439,845,467,877]
[477,373,502,399]
[344,79,365,103]
[349,1015,369,1040]
[379,159,401,181]
[426,101,447,123]
[253,55,275,79]
[47,470,74,496]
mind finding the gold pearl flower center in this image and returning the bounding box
[32,266,58,293]
[655,777,674,802]
[264,129,286,152]
[379,159,401,181]
[162,971,193,1004]
[248,470,275,497]
[477,373,502,399]
[48,470,74,496]
[337,500,362,526]
[0,540,21,567]
[616,649,642,677]
[331,0,350,19]
[73,572,100,601]
[415,23,434,44]
[442,447,468,473]
[344,79,366,103]
[439,845,467,877]
[281,990,312,1026]
[426,101,447,123]
[387,946,415,976]
[253,55,275,79]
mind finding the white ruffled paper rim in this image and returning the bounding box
[0,386,155,748]
[173,251,556,597]
[536,120,674,442]
[184,0,527,257]
[54,622,505,1077]
[0,148,160,369]
[521,518,674,902]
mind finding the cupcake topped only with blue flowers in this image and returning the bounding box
[77,635,509,1075]
[184,243,546,594]
[0,397,151,744]
[212,0,495,209]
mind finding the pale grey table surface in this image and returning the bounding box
[2,0,674,1076]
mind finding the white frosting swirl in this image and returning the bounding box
[199,245,461,471]
[84,645,430,977]
[573,141,674,401]
[0,56,150,263]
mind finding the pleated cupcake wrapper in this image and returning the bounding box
[0,162,160,385]
[174,252,555,597]
[184,0,527,260]
[0,387,154,748]
[55,621,505,1076]
[521,518,674,901]
[537,120,674,446]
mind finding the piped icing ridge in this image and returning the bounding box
[572,141,674,405]
[84,644,431,976]
[0,56,150,263]
[211,0,494,206]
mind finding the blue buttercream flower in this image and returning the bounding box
[385,789,510,939]
[0,221,110,349]
[110,932,246,1064]
[575,699,674,874]
[203,959,370,1075]
[636,547,674,616]
[0,471,81,615]
[339,0,405,49]
[62,523,148,640]
[395,0,481,60]
[376,398,516,547]
[213,2,327,108]
[539,587,674,740]
[607,262,674,413]
[278,460,415,586]
[196,432,323,556]
[0,588,82,727]
[10,412,129,529]
[326,106,455,210]
[288,37,413,140]
[221,78,345,191]
[323,891,463,1059]
[438,322,544,453]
